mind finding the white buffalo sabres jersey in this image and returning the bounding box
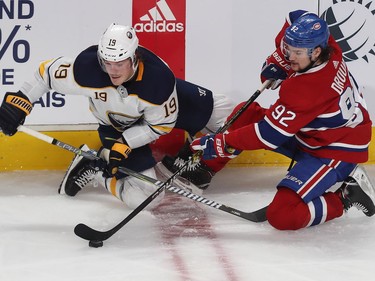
[20,46,178,149]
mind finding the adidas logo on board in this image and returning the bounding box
[134,0,184,32]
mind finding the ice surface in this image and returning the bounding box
[1,166,374,281]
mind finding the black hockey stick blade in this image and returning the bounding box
[74,179,166,242]
[224,205,267,222]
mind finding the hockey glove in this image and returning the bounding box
[261,48,290,90]
[190,133,240,160]
[0,91,32,136]
[106,142,132,178]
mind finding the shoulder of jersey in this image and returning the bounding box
[73,45,113,88]
[135,46,176,104]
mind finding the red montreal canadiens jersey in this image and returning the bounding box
[226,35,372,163]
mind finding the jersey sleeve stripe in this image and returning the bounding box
[264,116,294,137]
[255,123,278,150]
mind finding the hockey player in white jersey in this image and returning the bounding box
[0,24,233,209]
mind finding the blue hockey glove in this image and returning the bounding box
[190,133,240,160]
[261,63,288,90]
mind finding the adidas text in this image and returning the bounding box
[134,21,184,32]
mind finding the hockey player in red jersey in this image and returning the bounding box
[190,10,375,230]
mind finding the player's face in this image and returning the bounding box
[103,58,134,86]
[282,44,312,71]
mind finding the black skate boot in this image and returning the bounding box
[59,144,99,196]
[335,165,375,216]
[155,140,215,195]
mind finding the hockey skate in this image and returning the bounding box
[155,154,215,196]
[335,165,375,217]
[59,144,99,196]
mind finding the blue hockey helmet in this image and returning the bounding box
[284,13,329,51]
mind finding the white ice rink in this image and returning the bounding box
[1,166,375,281]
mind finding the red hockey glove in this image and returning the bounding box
[190,133,240,160]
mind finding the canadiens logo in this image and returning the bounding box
[312,22,321,30]
[321,0,375,63]
[134,0,184,33]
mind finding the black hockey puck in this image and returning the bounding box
[89,240,103,248]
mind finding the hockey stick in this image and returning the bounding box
[17,126,268,243]
[219,80,271,132]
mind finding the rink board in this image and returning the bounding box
[1,127,374,170]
